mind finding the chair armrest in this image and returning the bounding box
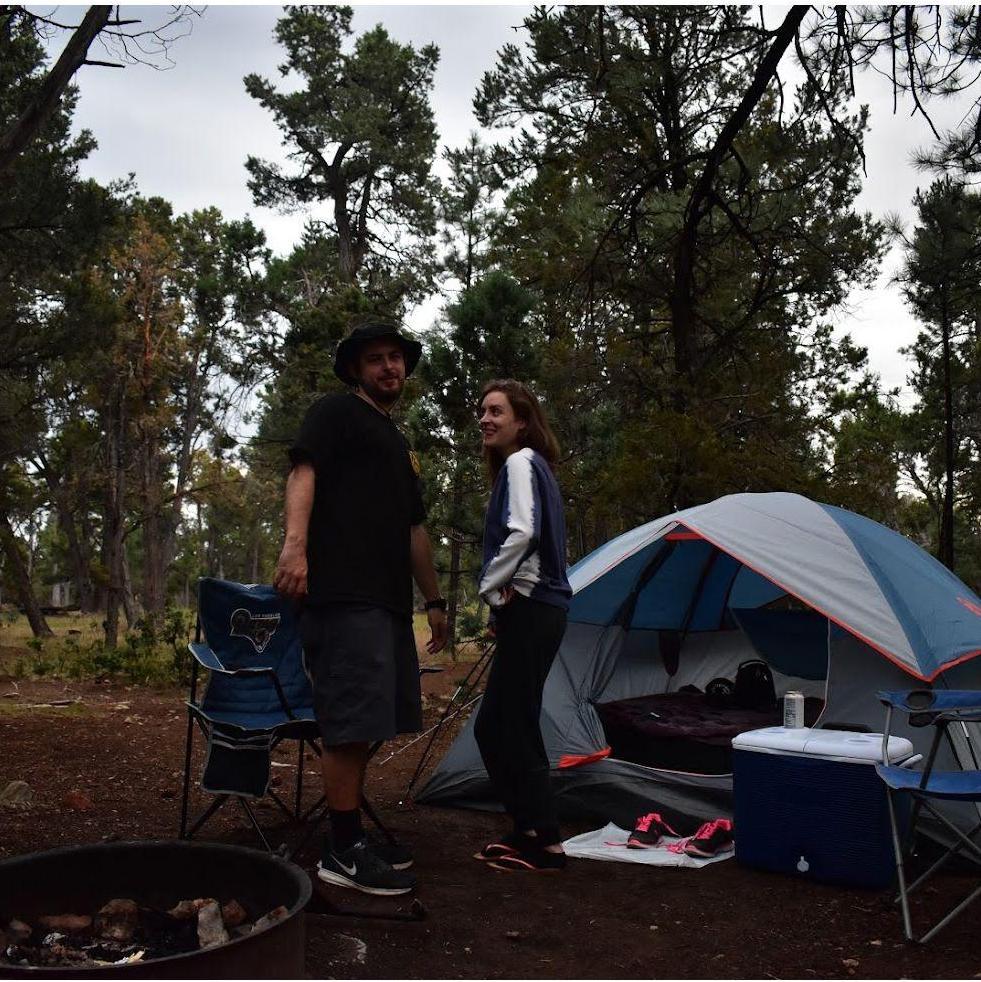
[188,642,227,673]
[878,689,981,714]
[188,642,273,677]
[188,642,297,721]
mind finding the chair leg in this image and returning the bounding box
[921,801,981,865]
[886,790,914,941]
[267,787,298,821]
[302,794,327,824]
[901,819,981,901]
[361,794,397,845]
[288,793,396,860]
[186,795,229,839]
[295,740,305,818]
[899,801,981,943]
[920,882,981,944]
[284,800,331,862]
[238,798,272,852]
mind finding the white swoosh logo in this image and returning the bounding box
[336,858,357,876]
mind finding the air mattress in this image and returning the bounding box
[595,691,823,774]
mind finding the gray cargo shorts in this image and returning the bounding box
[299,603,422,746]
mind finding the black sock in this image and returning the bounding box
[330,808,363,853]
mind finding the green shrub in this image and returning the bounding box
[455,605,486,642]
[163,604,194,683]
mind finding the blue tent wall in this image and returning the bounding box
[732,608,829,680]
[570,537,787,632]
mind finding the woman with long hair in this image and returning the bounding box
[472,379,572,872]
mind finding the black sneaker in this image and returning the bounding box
[317,839,416,896]
[683,819,734,858]
[366,833,413,871]
[627,812,679,849]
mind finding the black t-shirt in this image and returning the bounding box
[289,392,426,617]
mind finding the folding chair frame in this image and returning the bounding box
[178,615,326,853]
[879,692,981,943]
[179,615,404,860]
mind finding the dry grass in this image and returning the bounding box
[0,608,486,683]
[0,609,187,684]
[0,609,105,648]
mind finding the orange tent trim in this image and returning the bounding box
[558,747,612,769]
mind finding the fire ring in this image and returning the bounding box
[0,840,311,978]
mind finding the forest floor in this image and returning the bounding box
[2,632,981,979]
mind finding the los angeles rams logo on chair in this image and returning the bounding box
[229,608,281,654]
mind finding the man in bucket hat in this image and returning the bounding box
[275,319,448,896]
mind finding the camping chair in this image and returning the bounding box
[876,689,981,943]
[178,577,322,853]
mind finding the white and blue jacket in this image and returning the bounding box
[478,447,573,610]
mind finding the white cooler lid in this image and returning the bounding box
[732,726,914,764]
[731,726,813,754]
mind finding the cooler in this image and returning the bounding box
[732,726,915,888]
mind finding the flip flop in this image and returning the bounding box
[473,841,519,862]
[486,848,566,873]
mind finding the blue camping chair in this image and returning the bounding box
[178,578,322,852]
[876,689,981,943]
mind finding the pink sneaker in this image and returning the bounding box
[626,812,679,849]
[683,819,734,858]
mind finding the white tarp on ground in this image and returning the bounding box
[563,822,733,867]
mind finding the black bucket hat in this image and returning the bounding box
[333,321,423,387]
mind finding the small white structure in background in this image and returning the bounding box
[50,581,73,608]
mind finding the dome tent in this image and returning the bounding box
[417,493,981,829]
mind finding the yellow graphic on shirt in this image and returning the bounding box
[408,450,421,476]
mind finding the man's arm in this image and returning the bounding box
[410,524,448,654]
[273,462,315,599]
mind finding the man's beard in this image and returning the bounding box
[361,376,404,407]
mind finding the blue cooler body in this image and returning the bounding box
[732,727,914,889]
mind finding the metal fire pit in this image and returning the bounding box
[0,840,311,979]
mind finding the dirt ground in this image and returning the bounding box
[2,666,981,980]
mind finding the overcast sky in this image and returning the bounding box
[57,4,980,401]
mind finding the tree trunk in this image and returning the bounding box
[0,6,111,174]
[669,5,809,382]
[78,509,100,612]
[334,189,357,283]
[46,477,96,612]
[60,502,95,611]
[0,512,53,637]
[446,468,465,658]
[140,460,166,624]
[251,529,260,583]
[159,351,204,595]
[103,386,127,649]
[939,293,956,570]
[121,549,139,629]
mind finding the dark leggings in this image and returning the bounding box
[474,593,567,839]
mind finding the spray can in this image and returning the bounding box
[783,691,805,728]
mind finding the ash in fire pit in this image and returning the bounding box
[2,898,288,970]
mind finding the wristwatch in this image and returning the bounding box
[424,597,448,612]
